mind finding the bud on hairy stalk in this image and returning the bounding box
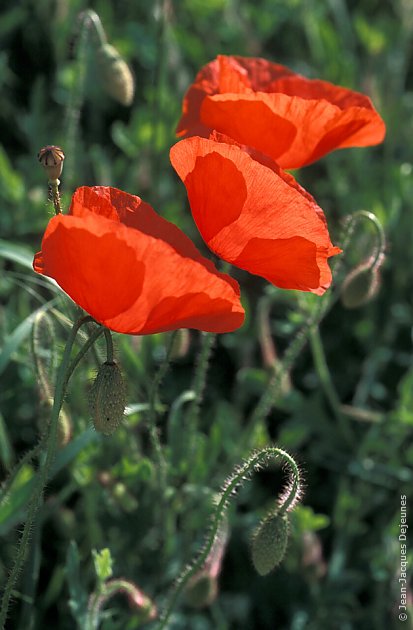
[340,259,382,309]
[89,361,126,435]
[38,145,65,214]
[251,511,289,576]
[97,44,134,106]
[38,145,65,181]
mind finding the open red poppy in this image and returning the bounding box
[176,55,386,169]
[170,134,341,295]
[33,186,244,334]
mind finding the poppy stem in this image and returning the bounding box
[0,317,104,627]
[85,579,156,630]
[80,9,108,48]
[146,331,177,535]
[49,179,62,215]
[157,446,301,629]
[309,325,355,446]
[64,12,90,190]
[103,328,114,363]
[185,332,216,472]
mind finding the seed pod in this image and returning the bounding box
[38,145,65,181]
[251,511,289,576]
[97,43,134,106]
[89,361,126,435]
[340,263,380,309]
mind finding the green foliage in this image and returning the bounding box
[93,548,114,584]
[0,0,412,629]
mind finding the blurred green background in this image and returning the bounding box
[0,0,412,629]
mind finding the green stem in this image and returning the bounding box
[309,326,355,446]
[103,328,114,363]
[186,332,216,462]
[64,12,91,190]
[157,446,300,629]
[49,179,62,215]
[146,332,177,521]
[150,0,168,201]
[0,438,45,507]
[0,316,101,628]
[80,9,108,47]
[277,449,301,515]
[86,579,155,630]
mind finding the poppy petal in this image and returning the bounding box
[177,55,386,168]
[170,136,341,294]
[33,187,244,334]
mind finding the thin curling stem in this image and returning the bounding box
[157,446,300,629]
[49,179,62,215]
[86,579,155,630]
[146,331,178,524]
[309,326,355,446]
[0,316,101,628]
[103,328,114,363]
[80,9,108,47]
[337,210,386,273]
[186,332,216,459]
[358,211,386,269]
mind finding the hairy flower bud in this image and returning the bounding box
[89,361,126,435]
[251,512,289,576]
[38,145,65,181]
[340,262,381,309]
[97,44,134,106]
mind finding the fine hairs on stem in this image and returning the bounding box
[146,331,178,536]
[185,332,216,467]
[157,446,301,629]
[0,317,104,628]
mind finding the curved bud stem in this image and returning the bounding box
[339,210,386,271]
[157,446,301,629]
[86,579,156,630]
[79,9,108,47]
[103,328,114,363]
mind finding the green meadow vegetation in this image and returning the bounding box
[0,1,412,629]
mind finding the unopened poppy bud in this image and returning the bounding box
[38,145,65,181]
[340,262,381,309]
[251,512,289,576]
[89,361,126,435]
[97,44,134,106]
[184,572,218,608]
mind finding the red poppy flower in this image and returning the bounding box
[176,55,386,169]
[33,186,244,334]
[170,134,341,295]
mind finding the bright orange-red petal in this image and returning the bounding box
[176,55,386,168]
[33,187,244,334]
[170,137,341,294]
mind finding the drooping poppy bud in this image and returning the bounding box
[340,262,381,309]
[251,511,289,576]
[97,44,134,106]
[89,360,126,435]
